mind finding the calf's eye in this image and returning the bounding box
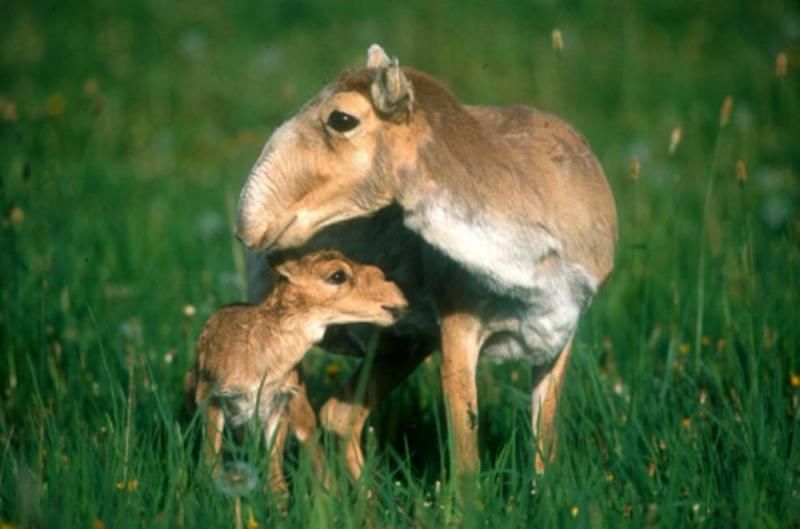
[326,270,348,285]
[327,110,360,133]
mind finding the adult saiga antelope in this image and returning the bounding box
[235,44,617,479]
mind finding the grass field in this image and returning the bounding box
[2,1,799,527]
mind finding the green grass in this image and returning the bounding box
[2,1,799,527]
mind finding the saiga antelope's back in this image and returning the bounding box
[464,104,617,283]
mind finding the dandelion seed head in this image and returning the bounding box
[215,461,259,497]
[120,319,142,341]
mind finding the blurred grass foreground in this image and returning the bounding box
[1,1,799,527]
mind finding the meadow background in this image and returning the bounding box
[1,1,799,527]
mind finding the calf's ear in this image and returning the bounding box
[274,260,300,283]
[367,45,414,122]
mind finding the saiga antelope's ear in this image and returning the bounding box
[366,44,391,69]
[367,44,414,122]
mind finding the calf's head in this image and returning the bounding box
[236,44,420,251]
[274,250,408,327]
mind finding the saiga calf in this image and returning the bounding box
[184,250,407,490]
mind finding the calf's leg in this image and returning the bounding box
[270,367,325,489]
[204,401,225,473]
[530,338,572,474]
[319,335,430,479]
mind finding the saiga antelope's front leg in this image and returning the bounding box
[531,338,572,474]
[439,311,482,479]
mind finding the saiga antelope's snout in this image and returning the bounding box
[236,49,414,253]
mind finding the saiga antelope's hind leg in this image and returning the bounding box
[439,311,482,479]
[319,335,430,479]
[531,338,573,474]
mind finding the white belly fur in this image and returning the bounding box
[216,385,292,432]
[406,197,597,365]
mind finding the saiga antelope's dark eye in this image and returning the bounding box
[326,269,348,285]
[326,110,360,133]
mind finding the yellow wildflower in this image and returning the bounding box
[325,363,342,378]
[115,479,139,492]
[669,127,682,155]
[551,29,564,52]
[1,99,17,122]
[84,77,99,97]
[247,506,259,529]
[629,157,640,181]
[45,93,66,119]
[776,52,787,78]
[736,160,748,184]
[9,207,24,226]
[719,96,733,127]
